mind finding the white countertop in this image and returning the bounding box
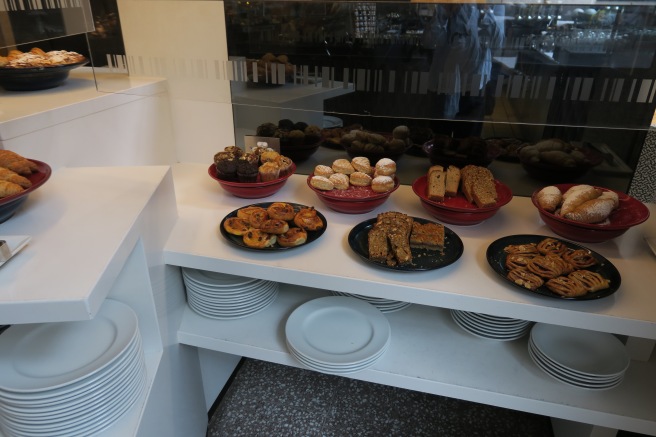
[0,165,173,324]
[165,163,656,339]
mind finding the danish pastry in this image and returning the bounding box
[293,207,324,231]
[545,276,587,298]
[277,227,308,247]
[568,270,610,293]
[505,254,533,270]
[247,209,269,229]
[503,243,539,256]
[223,217,252,236]
[562,249,598,269]
[242,229,277,248]
[260,219,290,235]
[537,237,568,256]
[237,206,267,221]
[507,268,544,291]
[267,202,296,221]
[527,256,564,279]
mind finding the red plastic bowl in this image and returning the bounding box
[306,174,400,214]
[531,184,650,243]
[208,163,296,199]
[0,159,51,224]
[411,175,513,225]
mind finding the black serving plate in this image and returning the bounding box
[220,202,327,251]
[348,216,464,271]
[0,60,87,91]
[486,234,621,300]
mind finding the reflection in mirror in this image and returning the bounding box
[224,1,656,196]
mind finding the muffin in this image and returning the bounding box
[287,129,305,147]
[259,161,281,182]
[256,122,278,137]
[260,149,281,163]
[276,155,294,176]
[304,125,322,144]
[214,152,238,181]
[237,153,260,182]
[223,146,244,157]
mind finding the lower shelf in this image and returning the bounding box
[177,284,656,436]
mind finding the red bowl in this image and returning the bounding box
[0,159,52,223]
[306,174,400,214]
[411,175,513,225]
[208,163,296,199]
[531,184,650,243]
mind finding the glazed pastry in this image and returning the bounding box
[332,158,355,175]
[374,158,396,177]
[247,208,269,229]
[329,173,350,190]
[267,202,296,221]
[0,150,38,176]
[536,186,562,213]
[260,219,290,235]
[507,268,544,291]
[242,229,277,248]
[564,198,616,224]
[314,165,334,178]
[0,167,31,189]
[559,185,601,216]
[351,157,373,175]
[371,175,395,193]
[237,206,267,221]
[527,256,564,279]
[310,176,334,191]
[223,217,252,236]
[568,270,610,293]
[544,254,574,275]
[545,276,588,298]
[277,227,308,247]
[349,171,372,187]
[0,180,24,198]
[562,249,598,269]
[537,238,568,256]
[505,254,533,271]
[503,243,539,256]
[293,207,324,231]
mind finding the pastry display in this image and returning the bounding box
[221,202,326,250]
[255,120,322,147]
[246,53,294,83]
[213,146,294,183]
[425,164,497,208]
[0,150,39,199]
[425,135,496,167]
[0,48,86,68]
[337,125,412,159]
[501,236,611,298]
[309,157,397,195]
[535,184,620,224]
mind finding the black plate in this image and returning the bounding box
[486,235,621,300]
[0,60,87,91]
[220,202,327,251]
[348,216,464,271]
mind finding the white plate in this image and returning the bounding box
[452,311,531,334]
[287,339,388,375]
[451,311,530,341]
[285,296,391,366]
[330,292,412,313]
[182,268,261,288]
[0,299,138,393]
[530,323,630,377]
[187,290,278,320]
[0,235,31,267]
[187,286,278,309]
[186,280,277,301]
[458,311,530,326]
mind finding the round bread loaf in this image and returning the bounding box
[371,175,395,193]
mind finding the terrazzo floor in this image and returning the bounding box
[207,358,556,437]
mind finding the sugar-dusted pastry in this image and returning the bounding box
[536,185,562,213]
[371,175,395,193]
[0,180,24,198]
[349,171,372,187]
[332,158,355,175]
[223,217,252,236]
[267,202,295,221]
[546,276,587,298]
[559,184,601,216]
[310,175,334,191]
[242,229,277,248]
[329,173,349,190]
[564,198,616,224]
[598,190,619,209]
[0,150,38,176]
[277,228,308,247]
[374,158,396,177]
[313,165,334,179]
[351,156,373,175]
[0,167,31,189]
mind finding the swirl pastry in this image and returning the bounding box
[562,249,598,269]
[223,217,252,236]
[505,254,533,271]
[545,276,587,298]
[503,243,539,256]
[247,209,269,229]
[242,229,277,249]
[260,219,290,235]
[568,270,610,293]
[267,202,296,221]
[527,256,564,279]
[293,207,324,231]
[237,206,267,221]
[537,238,568,256]
[507,268,544,291]
[277,227,308,247]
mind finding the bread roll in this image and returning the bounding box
[536,186,562,213]
[564,198,616,224]
[329,173,350,190]
[310,176,334,191]
[371,175,395,193]
[332,158,355,175]
[559,185,601,216]
[375,158,396,176]
[314,165,334,178]
[349,171,372,187]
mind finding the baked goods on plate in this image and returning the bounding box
[348,212,463,271]
[220,202,327,250]
[0,49,88,91]
[0,153,51,224]
[486,235,621,300]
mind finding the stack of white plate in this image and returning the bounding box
[528,323,630,390]
[285,296,391,375]
[330,291,412,313]
[182,268,278,320]
[450,309,532,341]
[0,299,146,437]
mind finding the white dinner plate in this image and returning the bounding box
[186,281,278,302]
[530,323,630,377]
[451,311,530,341]
[186,286,278,310]
[330,292,412,313]
[287,338,389,375]
[0,299,138,393]
[182,268,261,288]
[285,296,391,366]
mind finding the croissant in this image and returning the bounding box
[559,185,601,216]
[0,167,32,189]
[0,150,38,176]
[0,180,24,198]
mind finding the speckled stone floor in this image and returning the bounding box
[207,358,556,437]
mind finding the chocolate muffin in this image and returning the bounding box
[214,151,238,180]
[237,153,259,182]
